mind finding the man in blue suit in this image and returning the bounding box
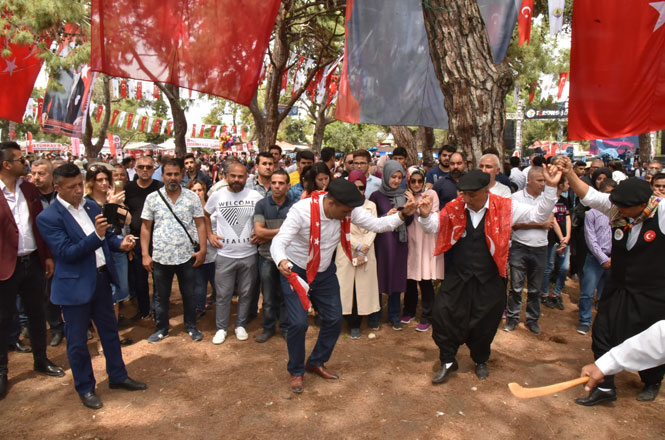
[37,163,146,410]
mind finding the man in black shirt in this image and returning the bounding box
[124,156,163,320]
[433,152,467,210]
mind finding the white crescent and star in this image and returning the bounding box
[651,1,665,32]
[521,6,532,18]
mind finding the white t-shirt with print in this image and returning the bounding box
[205,187,264,259]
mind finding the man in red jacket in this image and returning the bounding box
[0,142,64,400]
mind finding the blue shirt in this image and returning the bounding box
[182,170,212,190]
[433,174,459,210]
[426,166,449,185]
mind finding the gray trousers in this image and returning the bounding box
[214,254,258,330]
[507,242,547,324]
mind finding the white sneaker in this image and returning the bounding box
[212,329,227,345]
[235,326,249,341]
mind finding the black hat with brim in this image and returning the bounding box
[327,177,365,208]
[609,177,653,207]
[457,169,491,192]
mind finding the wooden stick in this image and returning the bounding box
[508,377,590,399]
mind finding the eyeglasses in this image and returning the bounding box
[137,165,154,170]
[353,161,368,166]
[5,156,26,163]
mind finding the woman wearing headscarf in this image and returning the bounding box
[369,160,413,330]
[402,166,444,332]
[335,171,380,338]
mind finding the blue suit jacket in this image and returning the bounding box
[36,198,122,306]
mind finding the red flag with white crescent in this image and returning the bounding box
[557,72,569,99]
[287,272,311,311]
[167,121,173,136]
[191,124,197,137]
[126,113,134,130]
[110,109,120,126]
[518,0,534,46]
[96,105,104,123]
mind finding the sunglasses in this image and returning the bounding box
[409,179,424,184]
[137,165,154,170]
[5,156,27,163]
[357,185,366,191]
[346,160,354,164]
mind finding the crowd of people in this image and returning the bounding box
[1,140,664,409]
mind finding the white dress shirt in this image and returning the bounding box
[490,181,512,198]
[510,167,526,190]
[271,194,404,272]
[596,320,665,375]
[57,195,106,268]
[1,178,37,256]
[510,188,550,247]
[581,186,665,251]
[419,186,558,234]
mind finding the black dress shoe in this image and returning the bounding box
[8,341,32,353]
[256,329,275,343]
[49,331,64,347]
[109,376,147,391]
[34,360,65,378]
[79,392,103,410]
[0,374,7,400]
[575,387,617,406]
[432,361,459,384]
[475,362,489,380]
[637,382,661,402]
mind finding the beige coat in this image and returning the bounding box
[335,199,380,315]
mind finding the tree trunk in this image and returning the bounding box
[390,126,419,167]
[422,0,513,166]
[416,127,435,161]
[159,83,187,158]
[639,133,652,163]
[82,75,111,159]
[311,89,333,154]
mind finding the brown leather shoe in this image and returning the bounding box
[290,375,304,393]
[306,363,339,380]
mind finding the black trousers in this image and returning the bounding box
[431,273,506,365]
[0,252,48,374]
[403,279,434,324]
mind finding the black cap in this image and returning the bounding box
[609,177,652,207]
[457,169,490,192]
[327,178,365,208]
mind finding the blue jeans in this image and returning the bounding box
[128,239,151,316]
[153,258,197,332]
[111,248,130,304]
[259,256,288,333]
[541,243,570,297]
[579,254,609,326]
[369,293,402,325]
[194,262,216,311]
[280,263,342,376]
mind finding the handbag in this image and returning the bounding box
[156,189,201,253]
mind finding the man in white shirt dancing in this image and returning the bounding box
[271,178,417,393]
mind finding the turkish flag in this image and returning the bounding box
[518,0,534,46]
[140,116,147,132]
[126,113,134,130]
[136,81,142,99]
[167,121,173,136]
[0,40,47,123]
[90,0,281,106]
[120,80,127,98]
[107,133,116,156]
[96,105,104,123]
[557,72,568,99]
[569,1,665,140]
[191,124,197,138]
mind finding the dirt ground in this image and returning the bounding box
[2,279,664,440]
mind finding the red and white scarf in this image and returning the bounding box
[307,191,352,283]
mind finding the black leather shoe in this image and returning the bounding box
[575,387,617,406]
[475,362,489,380]
[432,361,458,384]
[109,376,147,391]
[34,360,65,377]
[256,329,275,343]
[637,382,661,402]
[49,331,64,347]
[79,392,103,410]
[0,374,7,400]
[8,341,32,353]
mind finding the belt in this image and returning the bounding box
[17,251,37,264]
[97,265,107,273]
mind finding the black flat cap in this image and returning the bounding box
[457,170,490,192]
[327,177,365,208]
[609,177,652,207]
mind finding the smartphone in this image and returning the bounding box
[102,203,119,226]
[114,180,125,191]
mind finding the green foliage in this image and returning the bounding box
[281,119,311,144]
[323,121,382,153]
